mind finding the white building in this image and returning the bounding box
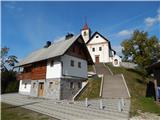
[17,34,93,100]
[81,23,121,64]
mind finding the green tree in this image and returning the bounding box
[1,47,18,71]
[1,47,9,71]
[1,47,19,93]
[121,30,160,68]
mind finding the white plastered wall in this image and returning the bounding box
[61,54,87,78]
[19,80,31,95]
[46,59,62,79]
[87,33,110,63]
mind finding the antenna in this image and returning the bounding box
[84,16,87,24]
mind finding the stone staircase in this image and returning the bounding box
[102,74,130,98]
[95,63,130,99]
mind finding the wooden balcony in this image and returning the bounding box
[17,60,47,80]
[17,72,32,80]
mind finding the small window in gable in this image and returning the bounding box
[70,60,74,67]
[92,48,95,52]
[50,60,54,67]
[78,62,81,68]
[84,31,87,36]
[96,35,99,38]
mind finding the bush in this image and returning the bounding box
[5,80,19,93]
[1,70,19,94]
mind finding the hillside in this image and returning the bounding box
[76,77,101,100]
[78,64,160,116]
[106,64,160,116]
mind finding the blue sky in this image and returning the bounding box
[2,1,160,60]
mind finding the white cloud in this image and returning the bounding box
[117,30,133,37]
[145,17,157,27]
[144,8,160,27]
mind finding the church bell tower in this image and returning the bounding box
[81,23,91,43]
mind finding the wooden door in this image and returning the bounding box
[95,56,99,63]
[38,82,44,96]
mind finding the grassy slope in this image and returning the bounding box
[77,77,101,100]
[88,65,94,72]
[106,64,160,116]
[1,103,57,120]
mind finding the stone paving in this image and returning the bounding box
[1,93,130,120]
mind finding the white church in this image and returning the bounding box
[81,23,121,66]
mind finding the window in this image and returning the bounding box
[99,47,102,51]
[70,82,74,89]
[50,60,54,67]
[70,60,74,67]
[114,59,118,65]
[78,62,81,68]
[84,31,87,36]
[33,83,36,88]
[49,82,53,88]
[24,83,27,88]
[92,48,95,52]
[78,82,82,89]
[96,35,99,38]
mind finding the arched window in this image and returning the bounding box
[114,59,118,65]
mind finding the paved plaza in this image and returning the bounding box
[1,93,130,120]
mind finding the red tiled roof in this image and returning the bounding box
[82,23,89,30]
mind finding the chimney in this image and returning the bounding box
[65,33,74,40]
[44,41,51,48]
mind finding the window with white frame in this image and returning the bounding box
[78,62,81,68]
[92,48,95,52]
[70,60,74,67]
[99,47,102,51]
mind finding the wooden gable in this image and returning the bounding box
[66,40,87,60]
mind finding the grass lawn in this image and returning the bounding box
[1,102,58,120]
[106,64,160,116]
[88,65,95,72]
[77,77,101,100]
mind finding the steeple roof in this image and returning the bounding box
[82,23,89,30]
